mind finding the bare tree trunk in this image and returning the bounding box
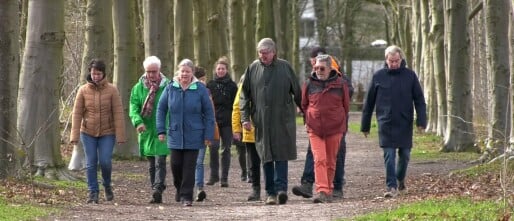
[430,0,447,137]
[174,0,194,67]
[290,0,300,74]
[256,0,275,41]
[420,0,430,89]
[69,0,113,171]
[509,0,514,152]
[17,0,66,177]
[411,0,422,72]
[312,0,327,47]
[0,0,20,178]
[193,0,210,69]
[243,0,256,64]
[144,0,172,75]
[113,0,139,157]
[442,0,477,152]
[228,0,245,81]
[485,0,511,152]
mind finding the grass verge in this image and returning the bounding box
[0,196,58,221]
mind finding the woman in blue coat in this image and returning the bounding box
[360,45,427,198]
[156,59,215,206]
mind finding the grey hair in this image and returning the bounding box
[384,45,404,59]
[315,54,332,67]
[143,56,161,69]
[256,38,276,52]
[178,58,195,71]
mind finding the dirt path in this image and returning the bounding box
[54,112,468,221]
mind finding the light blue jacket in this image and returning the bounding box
[156,77,215,150]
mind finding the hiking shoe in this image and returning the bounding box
[182,200,192,207]
[87,191,99,204]
[313,192,331,203]
[277,191,288,204]
[332,189,343,199]
[247,187,261,201]
[398,181,406,191]
[220,181,229,187]
[196,190,206,202]
[150,189,163,204]
[384,187,398,198]
[292,183,313,198]
[206,178,219,186]
[265,195,277,205]
[104,186,114,201]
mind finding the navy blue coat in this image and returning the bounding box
[360,60,427,149]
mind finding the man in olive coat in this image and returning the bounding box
[240,38,302,205]
[360,45,427,198]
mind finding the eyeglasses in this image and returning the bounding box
[146,70,159,74]
[314,66,327,72]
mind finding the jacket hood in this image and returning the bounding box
[384,59,407,71]
[214,73,232,83]
[172,75,200,89]
[310,69,339,82]
[86,74,108,87]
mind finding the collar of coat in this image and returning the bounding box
[172,76,199,90]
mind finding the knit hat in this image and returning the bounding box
[310,46,327,58]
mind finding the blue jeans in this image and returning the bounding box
[383,147,411,188]
[263,161,288,196]
[195,148,206,188]
[301,135,346,190]
[80,133,115,192]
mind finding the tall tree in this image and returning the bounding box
[0,0,20,178]
[207,0,229,78]
[509,0,514,152]
[312,0,327,47]
[256,0,275,41]
[243,0,256,64]
[69,0,114,170]
[193,0,210,69]
[228,0,245,81]
[430,0,447,136]
[143,0,172,75]
[290,0,300,73]
[484,0,511,152]
[17,0,66,178]
[174,0,194,67]
[113,0,139,157]
[442,0,476,152]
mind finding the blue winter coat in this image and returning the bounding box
[156,78,215,150]
[360,60,427,149]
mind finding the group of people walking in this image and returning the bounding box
[70,38,427,206]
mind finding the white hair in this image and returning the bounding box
[384,45,404,59]
[256,38,276,52]
[143,56,161,69]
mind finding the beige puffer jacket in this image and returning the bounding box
[70,77,126,143]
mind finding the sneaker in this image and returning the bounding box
[182,200,192,206]
[277,191,288,204]
[87,191,99,204]
[265,195,277,205]
[104,186,114,201]
[398,181,406,191]
[206,178,219,186]
[384,187,398,198]
[313,192,331,203]
[196,190,206,202]
[332,189,343,199]
[292,183,313,198]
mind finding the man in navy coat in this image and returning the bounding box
[360,45,427,198]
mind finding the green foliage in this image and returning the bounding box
[0,197,57,221]
[33,176,86,189]
[348,197,509,221]
[412,132,479,161]
[455,160,514,178]
[348,121,377,138]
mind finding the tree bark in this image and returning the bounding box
[113,0,139,157]
[144,0,172,75]
[0,0,20,178]
[174,0,194,67]
[256,0,275,41]
[193,0,210,69]
[442,0,477,152]
[243,0,256,65]
[228,0,245,81]
[17,0,66,176]
[430,0,447,137]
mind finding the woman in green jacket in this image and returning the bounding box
[129,56,170,204]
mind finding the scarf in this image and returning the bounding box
[141,74,162,118]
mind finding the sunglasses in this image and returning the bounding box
[314,66,327,72]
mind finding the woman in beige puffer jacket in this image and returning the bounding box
[70,59,126,204]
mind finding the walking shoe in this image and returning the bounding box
[277,191,288,204]
[241,176,247,182]
[220,181,229,187]
[150,189,163,204]
[292,182,313,198]
[196,190,206,202]
[182,200,192,206]
[384,187,398,198]
[87,191,99,204]
[206,178,219,186]
[398,181,406,191]
[247,187,261,201]
[313,192,331,203]
[247,177,253,183]
[332,189,343,199]
[265,195,277,205]
[104,186,114,201]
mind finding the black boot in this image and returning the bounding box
[292,182,313,198]
[87,191,99,204]
[105,186,114,201]
[247,186,261,201]
[150,189,163,204]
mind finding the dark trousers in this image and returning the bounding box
[170,149,199,201]
[246,142,261,188]
[209,125,232,181]
[301,135,346,190]
[263,160,288,196]
[147,155,167,191]
[234,139,248,178]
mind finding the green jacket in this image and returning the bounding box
[129,74,170,156]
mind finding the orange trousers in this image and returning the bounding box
[308,132,342,195]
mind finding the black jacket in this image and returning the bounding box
[207,74,238,127]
